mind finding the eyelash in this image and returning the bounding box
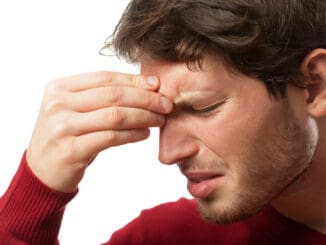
[187,101,226,115]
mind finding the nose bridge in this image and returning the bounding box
[159,114,199,164]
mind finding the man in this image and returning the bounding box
[1,0,326,244]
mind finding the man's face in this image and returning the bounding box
[140,55,318,224]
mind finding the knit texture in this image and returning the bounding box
[0,152,76,245]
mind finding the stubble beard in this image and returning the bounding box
[197,107,317,225]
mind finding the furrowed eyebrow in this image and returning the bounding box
[173,91,222,107]
[174,98,192,108]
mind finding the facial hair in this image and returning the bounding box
[196,103,317,224]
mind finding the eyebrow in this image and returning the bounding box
[173,91,222,107]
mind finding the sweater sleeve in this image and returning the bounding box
[0,152,77,245]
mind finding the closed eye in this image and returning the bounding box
[187,99,227,115]
[193,103,221,113]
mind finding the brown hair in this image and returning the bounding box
[104,0,326,97]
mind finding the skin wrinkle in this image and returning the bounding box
[199,106,316,224]
[142,55,319,226]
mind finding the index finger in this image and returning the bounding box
[55,71,160,92]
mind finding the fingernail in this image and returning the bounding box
[146,76,159,87]
[160,96,173,113]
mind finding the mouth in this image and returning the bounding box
[183,172,224,199]
[189,175,219,183]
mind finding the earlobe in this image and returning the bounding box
[301,49,326,118]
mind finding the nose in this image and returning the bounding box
[159,114,199,165]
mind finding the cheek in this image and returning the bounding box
[190,99,274,162]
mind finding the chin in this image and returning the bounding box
[196,192,271,224]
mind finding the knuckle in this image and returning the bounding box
[130,74,143,88]
[106,107,126,127]
[43,81,67,114]
[45,79,63,94]
[104,87,122,104]
[43,98,65,114]
[46,111,73,137]
[104,130,117,143]
[50,117,70,137]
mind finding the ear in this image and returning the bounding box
[301,48,326,118]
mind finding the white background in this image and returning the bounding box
[0,1,190,244]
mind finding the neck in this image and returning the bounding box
[272,130,326,234]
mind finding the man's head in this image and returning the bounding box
[105,0,326,224]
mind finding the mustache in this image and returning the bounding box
[177,158,227,172]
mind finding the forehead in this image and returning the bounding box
[140,55,240,102]
[140,54,226,76]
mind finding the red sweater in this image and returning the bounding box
[1,153,326,244]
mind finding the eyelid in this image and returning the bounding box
[191,99,227,112]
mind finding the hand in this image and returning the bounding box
[26,71,173,192]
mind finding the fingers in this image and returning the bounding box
[64,107,165,136]
[26,70,171,192]
[67,86,173,113]
[53,71,160,92]
[73,129,151,161]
